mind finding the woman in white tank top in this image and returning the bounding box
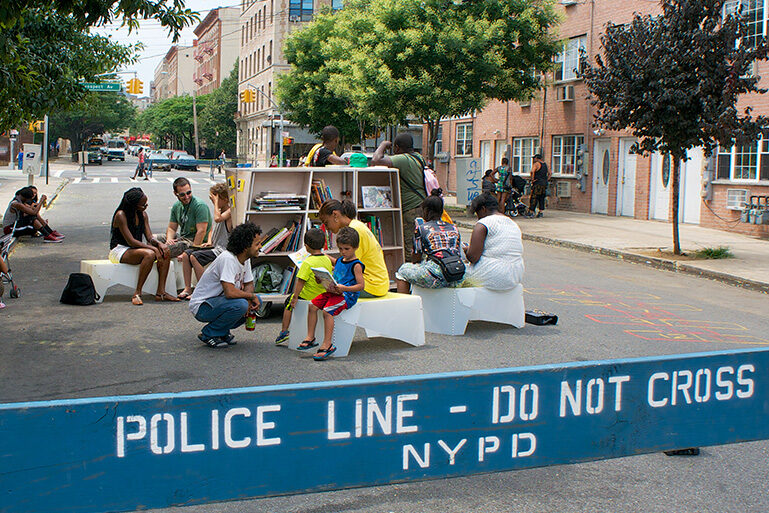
[462,192,524,290]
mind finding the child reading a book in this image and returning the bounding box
[299,226,365,361]
[274,228,334,344]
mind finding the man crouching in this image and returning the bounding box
[189,222,262,348]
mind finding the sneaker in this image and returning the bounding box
[275,330,289,345]
[198,333,229,348]
[535,212,544,218]
[51,230,64,238]
[0,301,6,309]
[221,333,236,345]
[43,234,63,243]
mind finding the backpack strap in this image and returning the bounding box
[403,153,427,200]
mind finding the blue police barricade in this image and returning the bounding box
[1,347,768,512]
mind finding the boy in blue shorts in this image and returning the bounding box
[275,228,333,344]
[299,226,365,361]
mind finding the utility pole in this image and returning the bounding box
[192,89,200,159]
[252,87,284,167]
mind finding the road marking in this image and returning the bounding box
[187,178,199,184]
[92,177,100,183]
[72,178,81,184]
[147,177,158,183]
[111,177,118,183]
[53,168,67,177]
[166,177,175,183]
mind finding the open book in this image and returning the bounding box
[311,267,338,290]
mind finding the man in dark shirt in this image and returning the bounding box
[311,125,348,166]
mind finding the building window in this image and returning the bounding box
[289,0,313,21]
[554,35,587,82]
[718,137,769,181]
[551,134,584,175]
[434,126,442,155]
[456,123,473,156]
[724,0,765,48]
[511,137,540,174]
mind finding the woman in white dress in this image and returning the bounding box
[462,192,524,290]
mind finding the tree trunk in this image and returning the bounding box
[671,156,681,255]
[425,117,442,164]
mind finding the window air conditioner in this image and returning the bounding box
[556,181,571,197]
[557,84,575,102]
[519,99,531,108]
[726,189,749,210]
[288,14,300,22]
[436,152,450,163]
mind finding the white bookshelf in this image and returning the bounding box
[225,165,405,305]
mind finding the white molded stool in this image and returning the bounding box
[412,284,525,335]
[287,292,425,357]
[80,259,177,303]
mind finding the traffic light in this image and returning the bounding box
[126,78,143,95]
[28,121,44,133]
[283,137,294,146]
[240,89,255,103]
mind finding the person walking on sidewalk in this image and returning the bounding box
[529,154,550,218]
[189,222,262,348]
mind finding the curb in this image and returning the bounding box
[454,219,769,294]
[45,178,70,211]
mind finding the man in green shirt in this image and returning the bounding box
[158,177,212,257]
[371,133,426,258]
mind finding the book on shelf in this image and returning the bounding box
[260,227,289,254]
[252,191,306,211]
[362,215,384,246]
[278,267,296,295]
[310,178,335,209]
[309,219,334,250]
[261,216,302,254]
[360,186,393,209]
[311,267,338,290]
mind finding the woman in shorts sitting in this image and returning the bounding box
[109,187,177,305]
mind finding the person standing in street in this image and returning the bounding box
[218,150,226,173]
[371,133,426,258]
[529,153,550,218]
[131,147,147,180]
[189,222,262,348]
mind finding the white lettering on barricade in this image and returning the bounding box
[647,364,755,408]
[7,349,765,513]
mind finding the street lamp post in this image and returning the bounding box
[251,87,284,167]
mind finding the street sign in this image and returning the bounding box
[81,82,122,92]
[1,348,768,513]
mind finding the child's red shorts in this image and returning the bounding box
[311,292,348,316]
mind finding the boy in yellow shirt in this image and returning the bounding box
[275,229,334,344]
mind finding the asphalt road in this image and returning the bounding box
[2,158,768,512]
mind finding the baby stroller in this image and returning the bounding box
[0,222,22,300]
[505,175,529,217]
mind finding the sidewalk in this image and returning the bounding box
[451,208,769,293]
[0,168,67,226]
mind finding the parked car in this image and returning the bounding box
[87,146,103,165]
[147,149,174,170]
[127,145,140,156]
[173,154,199,171]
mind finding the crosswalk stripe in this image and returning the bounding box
[187,178,199,184]
[148,177,158,183]
[92,177,100,183]
[72,177,81,184]
[67,177,225,185]
[111,177,118,183]
[166,177,175,183]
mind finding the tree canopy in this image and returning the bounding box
[135,95,202,154]
[0,0,197,130]
[277,0,560,160]
[49,92,137,153]
[581,0,768,253]
[198,62,239,157]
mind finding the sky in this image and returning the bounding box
[94,1,240,97]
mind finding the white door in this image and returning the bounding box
[480,141,492,172]
[495,140,508,167]
[649,152,671,220]
[617,139,637,217]
[591,139,610,214]
[680,148,702,224]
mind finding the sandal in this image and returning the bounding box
[297,338,317,350]
[131,294,143,306]
[177,290,192,300]
[313,345,336,361]
[155,292,181,302]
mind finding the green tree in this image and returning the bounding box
[277,11,373,144]
[330,0,561,162]
[0,1,197,130]
[135,95,198,154]
[581,0,768,254]
[198,61,239,157]
[49,92,137,155]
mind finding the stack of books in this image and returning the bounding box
[361,215,384,246]
[260,216,304,254]
[252,192,306,211]
[310,179,334,209]
[278,267,296,295]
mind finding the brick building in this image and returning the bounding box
[193,7,241,96]
[429,0,769,237]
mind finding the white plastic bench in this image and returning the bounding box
[287,292,425,357]
[80,259,177,303]
[412,284,525,335]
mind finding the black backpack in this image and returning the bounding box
[429,250,466,282]
[60,273,100,305]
